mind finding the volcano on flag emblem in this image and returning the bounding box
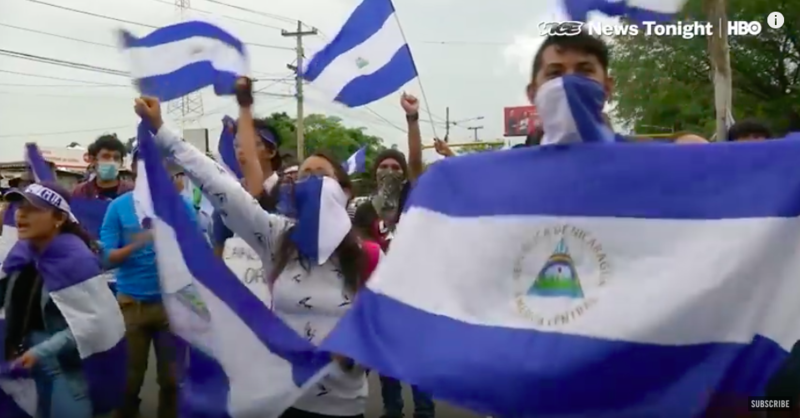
[528,238,584,298]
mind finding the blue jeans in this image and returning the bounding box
[28,331,92,418]
[379,375,435,418]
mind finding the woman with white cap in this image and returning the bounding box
[0,181,124,418]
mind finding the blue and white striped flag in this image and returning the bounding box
[324,138,800,417]
[133,121,334,417]
[120,21,248,101]
[24,143,55,183]
[217,115,243,178]
[342,146,367,175]
[302,0,417,107]
[564,0,689,22]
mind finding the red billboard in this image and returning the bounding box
[504,105,538,137]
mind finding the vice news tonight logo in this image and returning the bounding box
[539,21,584,37]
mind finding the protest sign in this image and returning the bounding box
[222,236,270,302]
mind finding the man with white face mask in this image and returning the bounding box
[525,27,623,146]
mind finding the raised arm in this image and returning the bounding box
[401,93,424,181]
[134,97,291,266]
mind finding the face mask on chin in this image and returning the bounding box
[96,161,120,181]
[534,75,614,146]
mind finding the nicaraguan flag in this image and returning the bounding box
[564,0,688,22]
[120,21,248,101]
[302,0,417,107]
[342,146,367,175]
[217,115,243,178]
[134,121,334,417]
[24,143,54,183]
[0,232,126,417]
[323,138,800,417]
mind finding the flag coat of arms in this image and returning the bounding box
[323,138,800,417]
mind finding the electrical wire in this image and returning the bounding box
[0,22,117,49]
[0,49,129,77]
[201,0,300,26]
[417,40,510,46]
[149,0,288,31]
[0,90,133,99]
[0,69,126,86]
[387,6,438,137]
[0,83,129,88]
[26,0,294,51]
[0,125,133,139]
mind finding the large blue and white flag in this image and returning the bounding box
[342,146,367,175]
[302,0,417,107]
[134,122,334,417]
[0,207,126,417]
[323,139,800,417]
[564,0,688,22]
[120,21,248,101]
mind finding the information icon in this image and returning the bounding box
[767,12,785,29]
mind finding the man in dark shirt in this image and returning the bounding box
[72,134,132,200]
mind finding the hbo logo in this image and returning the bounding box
[728,21,762,36]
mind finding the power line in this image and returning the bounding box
[0,22,116,49]
[0,69,126,86]
[0,83,129,88]
[0,49,128,77]
[0,90,133,100]
[390,5,437,138]
[26,0,295,51]
[201,0,301,26]
[416,40,509,46]
[0,124,132,139]
[0,97,297,139]
[149,0,287,31]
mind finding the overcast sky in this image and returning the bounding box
[0,0,583,161]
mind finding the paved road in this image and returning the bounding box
[139,350,482,418]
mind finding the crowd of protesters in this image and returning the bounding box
[0,26,792,418]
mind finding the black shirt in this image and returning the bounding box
[5,265,44,358]
[97,186,120,200]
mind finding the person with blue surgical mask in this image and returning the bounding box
[72,134,133,200]
[525,26,623,146]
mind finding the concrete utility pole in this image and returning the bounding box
[167,0,204,128]
[443,108,484,142]
[705,0,733,142]
[468,126,484,141]
[282,21,317,161]
[444,107,450,140]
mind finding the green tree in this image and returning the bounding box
[608,0,799,137]
[259,112,387,195]
[457,142,503,154]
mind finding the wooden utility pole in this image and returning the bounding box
[467,126,484,141]
[706,0,733,142]
[282,21,317,160]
